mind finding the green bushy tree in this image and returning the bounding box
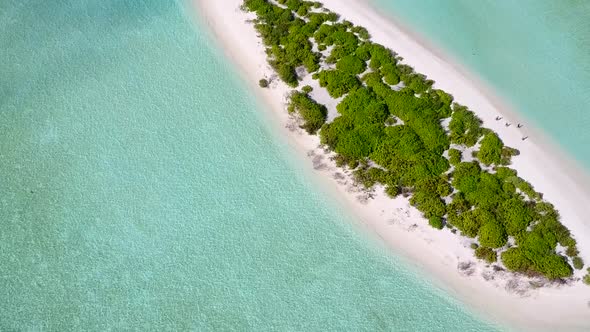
[288,92,327,134]
[336,54,367,75]
[317,70,361,98]
[429,216,444,230]
[475,246,497,263]
[448,148,462,165]
[573,257,584,270]
[478,221,508,248]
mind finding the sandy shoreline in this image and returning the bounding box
[191,0,590,330]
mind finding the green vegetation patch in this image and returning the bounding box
[288,91,327,134]
[244,0,579,281]
[448,148,462,165]
[316,70,362,98]
[336,54,367,75]
[475,246,497,263]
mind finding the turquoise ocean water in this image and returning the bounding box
[372,0,590,168]
[0,0,500,330]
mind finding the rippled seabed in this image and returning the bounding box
[0,1,499,330]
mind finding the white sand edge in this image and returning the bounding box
[191,0,590,330]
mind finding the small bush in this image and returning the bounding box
[317,70,362,98]
[259,78,269,88]
[478,221,508,248]
[385,185,400,198]
[336,55,367,75]
[347,159,359,169]
[276,63,298,87]
[470,243,479,250]
[573,256,584,270]
[566,244,579,257]
[385,117,397,126]
[302,85,313,94]
[351,26,370,40]
[501,248,530,272]
[380,63,400,85]
[477,132,505,165]
[326,12,339,22]
[448,148,462,165]
[449,106,483,147]
[288,92,327,134]
[296,6,308,17]
[429,216,444,230]
[475,247,497,263]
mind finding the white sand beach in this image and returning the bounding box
[192,0,590,330]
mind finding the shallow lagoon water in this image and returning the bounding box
[0,0,502,330]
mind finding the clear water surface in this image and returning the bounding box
[0,0,501,330]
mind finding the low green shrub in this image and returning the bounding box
[448,148,462,165]
[259,78,269,88]
[428,216,444,230]
[336,55,366,75]
[478,221,508,248]
[288,92,327,134]
[385,185,400,198]
[475,247,497,263]
[317,70,361,98]
[573,256,584,270]
[584,268,590,285]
